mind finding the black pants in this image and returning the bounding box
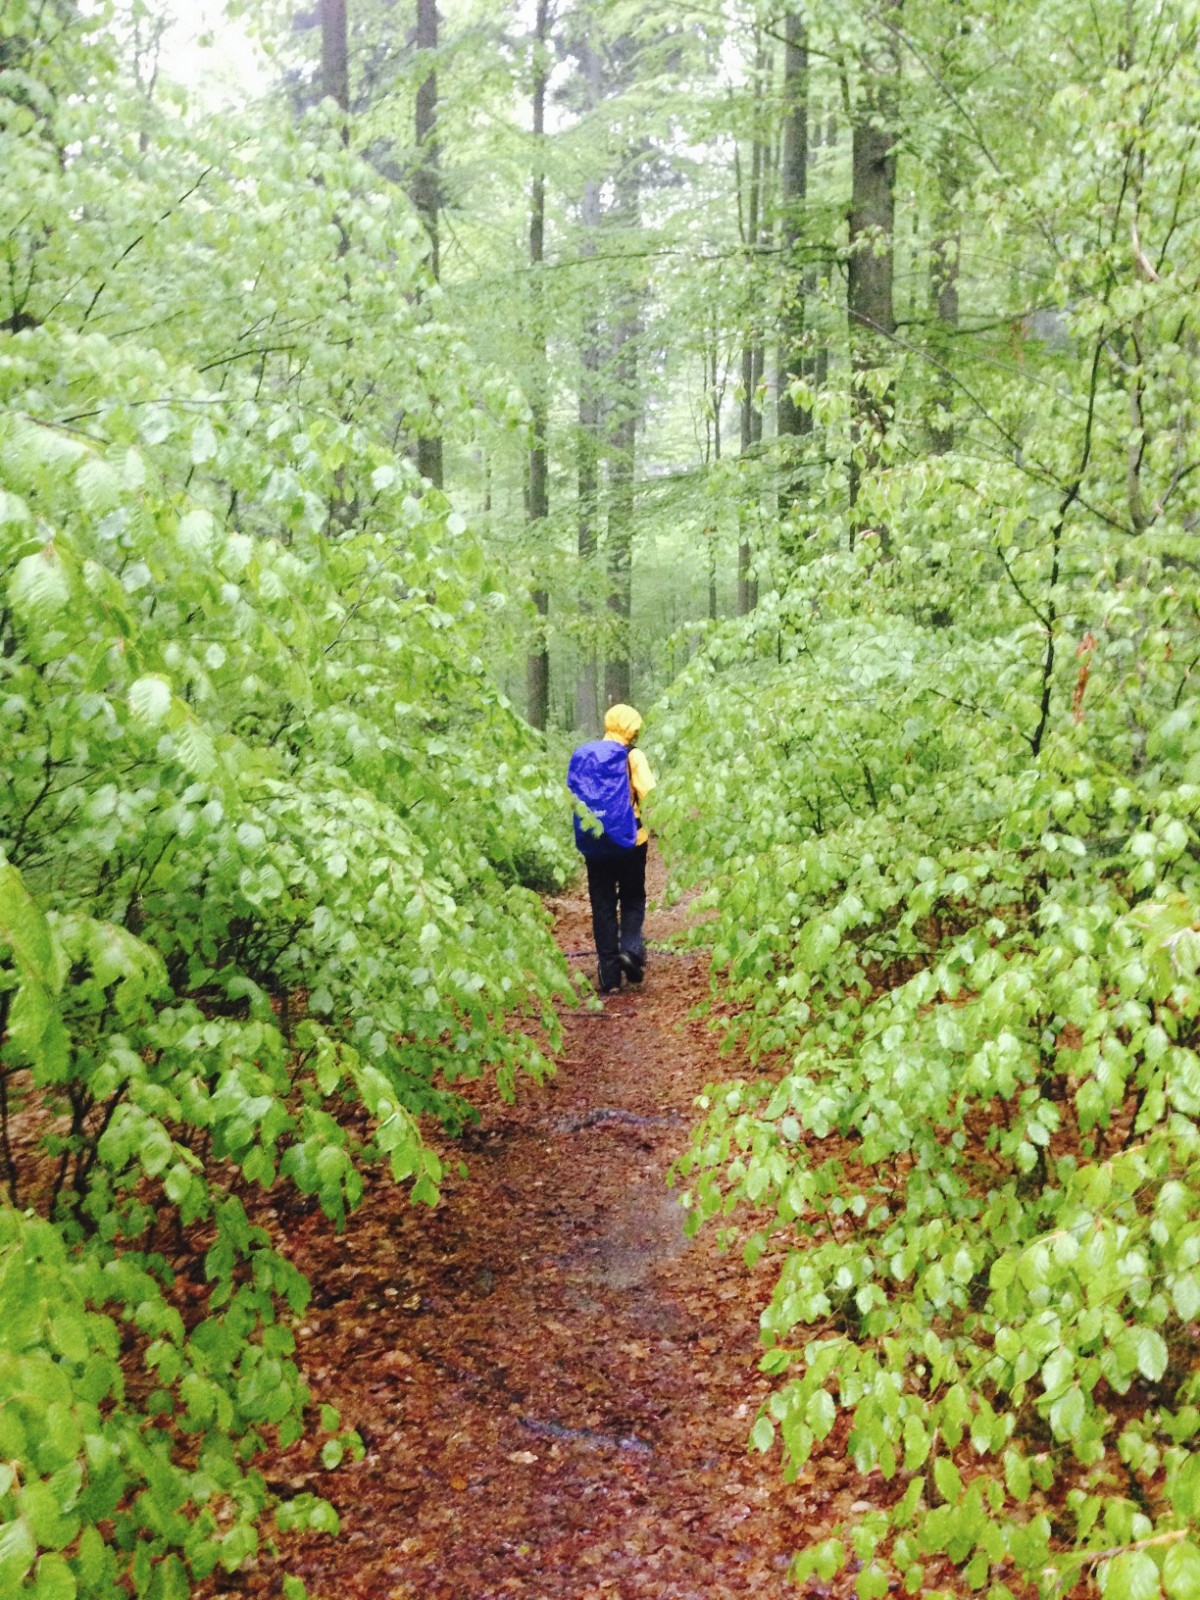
[586,842,648,992]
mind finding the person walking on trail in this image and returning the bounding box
[567,704,657,995]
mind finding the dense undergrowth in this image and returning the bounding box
[656,533,1200,1599]
[649,11,1200,1592]
[0,10,573,1596]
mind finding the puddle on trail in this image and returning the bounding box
[565,1181,691,1291]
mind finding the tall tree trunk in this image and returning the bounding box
[414,0,443,489]
[710,340,723,464]
[929,189,959,454]
[526,0,550,730]
[706,336,723,621]
[737,39,766,616]
[321,0,354,534]
[575,203,601,728]
[775,12,810,513]
[604,154,641,709]
[321,0,349,130]
[847,0,902,547]
[575,41,603,730]
[929,4,967,456]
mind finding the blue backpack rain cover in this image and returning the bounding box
[567,740,638,858]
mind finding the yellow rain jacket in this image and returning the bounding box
[603,703,656,846]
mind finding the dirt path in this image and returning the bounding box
[260,870,863,1599]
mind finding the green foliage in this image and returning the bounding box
[659,524,1200,1594]
[656,522,1200,1589]
[650,8,1200,1593]
[653,0,1200,1556]
[0,7,574,1594]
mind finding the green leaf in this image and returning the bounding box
[1134,1328,1168,1384]
[858,1563,890,1600]
[20,1478,79,1551]
[1004,1449,1031,1502]
[1164,1541,1200,1599]
[75,1528,108,1588]
[933,1456,961,1504]
[0,1518,37,1589]
[75,457,122,516]
[191,418,218,464]
[33,1552,77,1600]
[1049,1385,1085,1441]
[1171,1273,1200,1323]
[9,543,71,620]
[128,674,172,725]
[1170,1454,1200,1520]
[1101,1550,1162,1600]
[903,1414,930,1472]
[750,1415,774,1452]
[807,1389,836,1441]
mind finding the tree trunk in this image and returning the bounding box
[929,199,959,454]
[526,0,551,730]
[320,0,353,534]
[928,9,968,456]
[575,41,603,730]
[847,0,902,546]
[321,0,349,131]
[710,340,723,464]
[604,154,641,709]
[737,42,766,616]
[576,232,601,728]
[706,337,723,622]
[925,18,967,464]
[414,0,443,489]
[775,12,810,508]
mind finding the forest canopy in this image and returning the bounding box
[3,0,1200,1597]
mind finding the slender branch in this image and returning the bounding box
[1046,1528,1187,1575]
[995,544,1049,629]
[197,344,297,374]
[922,685,1026,741]
[1030,340,1104,756]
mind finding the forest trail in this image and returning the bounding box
[256,863,869,1600]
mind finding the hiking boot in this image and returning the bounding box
[618,950,644,984]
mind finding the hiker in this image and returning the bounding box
[567,704,657,994]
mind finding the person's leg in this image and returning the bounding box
[586,855,623,992]
[616,843,648,980]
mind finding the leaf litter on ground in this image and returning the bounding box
[193,861,966,1599]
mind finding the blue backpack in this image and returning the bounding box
[567,740,638,858]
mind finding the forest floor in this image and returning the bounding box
[251,862,889,1600]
